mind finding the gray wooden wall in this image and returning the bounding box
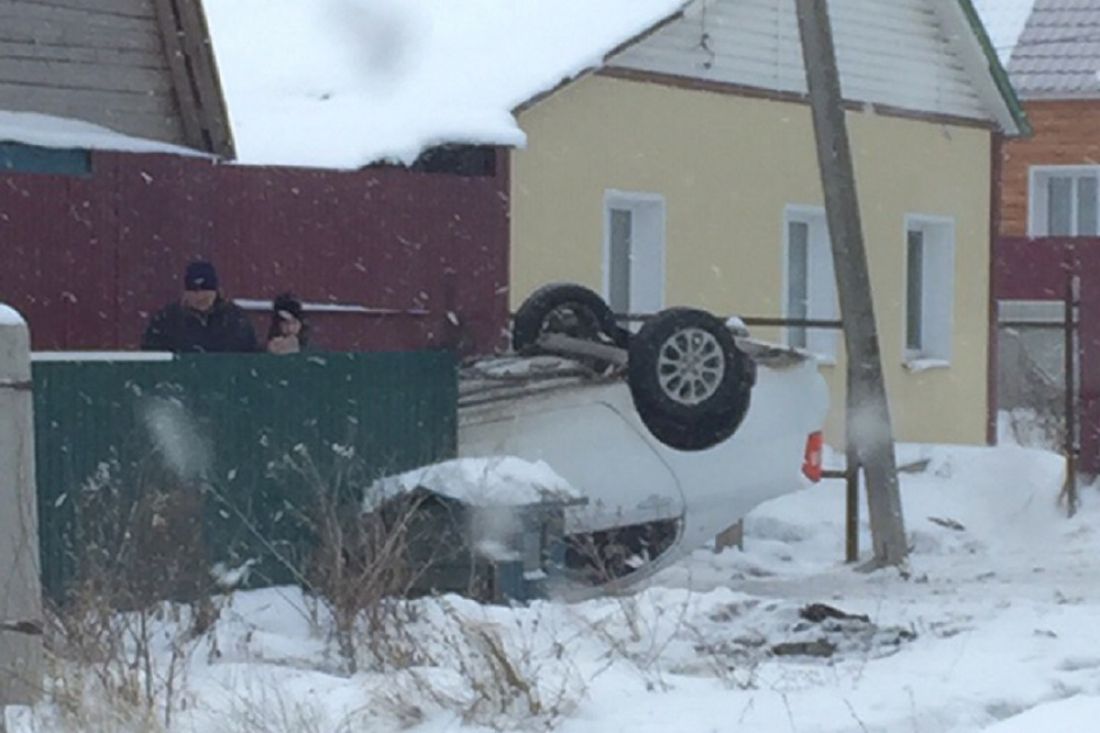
[0,0,187,145]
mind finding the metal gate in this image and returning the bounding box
[995,275,1080,512]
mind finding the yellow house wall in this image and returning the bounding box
[511,73,991,446]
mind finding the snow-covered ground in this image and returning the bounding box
[10,443,1100,732]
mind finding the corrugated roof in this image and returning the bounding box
[976,0,1100,99]
[1007,0,1100,97]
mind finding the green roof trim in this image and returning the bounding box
[956,0,1032,137]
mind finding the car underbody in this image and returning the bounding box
[457,330,828,590]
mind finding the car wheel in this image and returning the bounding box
[512,283,629,353]
[628,308,753,450]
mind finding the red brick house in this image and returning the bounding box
[977,0,1100,473]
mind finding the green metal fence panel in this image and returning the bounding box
[1,142,91,176]
[32,351,457,602]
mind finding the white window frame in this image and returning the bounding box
[781,205,838,363]
[1028,165,1100,237]
[902,214,956,368]
[602,190,667,317]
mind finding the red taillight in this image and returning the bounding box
[802,431,824,482]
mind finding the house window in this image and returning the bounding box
[783,207,838,360]
[603,191,665,316]
[1030,166,1100,236]
[410,145,496,176]
[0,142,90,176]
[904,216,955,364]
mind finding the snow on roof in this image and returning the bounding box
[202,0,684,169]
[972,0,1038,64]
[371,456,583,508]
[0,111,209,158]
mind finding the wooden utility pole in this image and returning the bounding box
[794,0,908,567]
[0,305,44,725]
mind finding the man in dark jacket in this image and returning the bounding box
[141,261,259,353]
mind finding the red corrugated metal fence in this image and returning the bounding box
[0,150,510,355]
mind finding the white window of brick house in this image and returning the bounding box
[1030,166,1100,237]
[603,191,666,317]
[904,215,956,366]
[783,206,838,361]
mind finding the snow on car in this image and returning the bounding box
[457,284,829,588]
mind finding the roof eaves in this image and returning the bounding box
[955,0,1032,136]
[157,0,236,158]
[1018,87,1100,102]
[513,2,690,115]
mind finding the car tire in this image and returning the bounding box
[512,283,629,352]
[631,401,748,452]
[628,307,753,451]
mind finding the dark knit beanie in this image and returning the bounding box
[184,261,219,292]
[273,292,304,321]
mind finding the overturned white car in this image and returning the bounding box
[458,284,829,588]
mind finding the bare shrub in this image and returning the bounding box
[555,526,757,694]
[374,598,586,731]
[269,449,592,729]
[41,595,201,733]
[557,519,699,690]
[37,457,218,732]
[223,676,357,733]
[269,444,448,675]
[64,450,217,623]
[34,439,733,732]
[679,618,761,690]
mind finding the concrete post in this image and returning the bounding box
[795,0,907,567]
[0,304,43,722]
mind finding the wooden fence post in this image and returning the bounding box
[0,304,44,724]
[1064,274,1080,516]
